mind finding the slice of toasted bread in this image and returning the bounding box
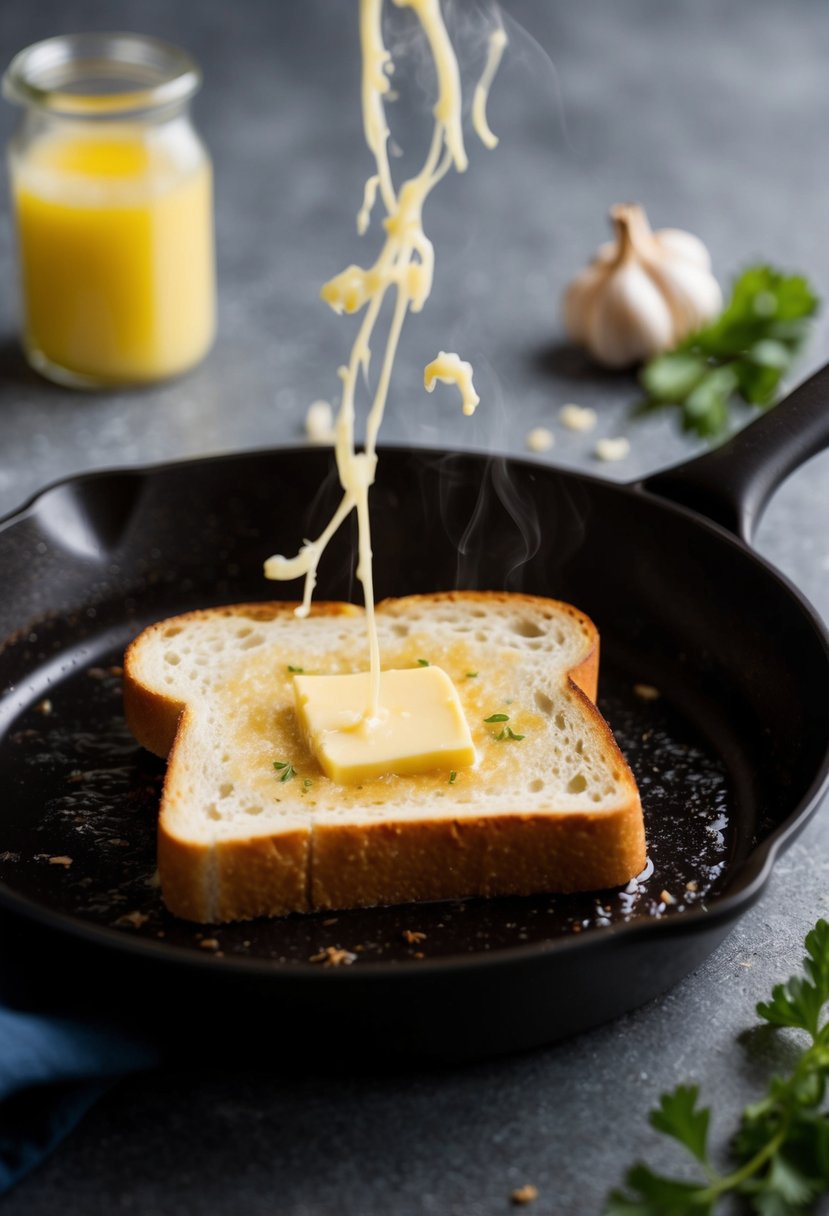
[124,592,645,922]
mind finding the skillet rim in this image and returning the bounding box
[0,443,827,981]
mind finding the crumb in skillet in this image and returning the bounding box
[200,938,220,950]
[115,910,150,928]
[511,1184,539,1204]
[660,889,676,905]
[11,729,40,744]
[322,917,339,926]
[403,930,427,944]
[109,838,130,847]
[46,855,73,867]
[633,683,661,701]
[309,946,357,967]
[34,698,52,715]
[0,852,20,863]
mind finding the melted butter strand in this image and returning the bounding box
[264,0,506,718]
[472,27,508,149]
[397,0,468,171]
[360,0,396,217]
[424,351,480,417]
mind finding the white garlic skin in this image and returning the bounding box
[563,204,722,368]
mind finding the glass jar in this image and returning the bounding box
[3,33,216,388]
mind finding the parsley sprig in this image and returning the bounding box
[639,266,819,438]
[606,919,829,1215]
[483,713,525,741]
[495,725,524,741]
[273,760,296,782]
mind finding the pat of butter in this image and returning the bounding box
[293,666,475,784]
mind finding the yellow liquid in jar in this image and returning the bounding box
[11,130,216,386]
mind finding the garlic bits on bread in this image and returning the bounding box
[124,593,646,923]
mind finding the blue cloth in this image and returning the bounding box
[0,1007,159,1193]
[0,1006,159,1194]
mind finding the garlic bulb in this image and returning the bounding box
[563,203,722,368]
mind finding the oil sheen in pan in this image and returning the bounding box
[0,652,731,964]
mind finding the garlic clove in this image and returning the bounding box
[594,239,617,264]
[586,259,675,368]
[647,257,723,335]
[654,228,713,271]
[562,260,607,345]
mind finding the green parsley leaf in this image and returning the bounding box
[303,778,313,791]
[483,713,509,723]
[757,920,829,1037]
[416,658,430,666]
[605,918,829,1216]
[449,771,457,785]
[638,266,819,439]
[606,1165,712,1216]
[495,725,525,741]
[466,671,479,678]
[649,1086,710,1165]
[287,665,305,674]
[273,760,296,783]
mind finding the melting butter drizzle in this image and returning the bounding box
[264,0,506,717]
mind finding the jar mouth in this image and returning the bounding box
[2,32,201,118]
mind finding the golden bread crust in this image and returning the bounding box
[312,803,645,910]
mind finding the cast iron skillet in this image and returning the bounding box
[1,364,829,1061]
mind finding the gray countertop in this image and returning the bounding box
[2,1,829,1213]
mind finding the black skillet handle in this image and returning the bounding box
[642,361,829,544]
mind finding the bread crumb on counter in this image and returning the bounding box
[34,698,53,716]
[47,855,73,867]
[199,937,221,950]
[511,1184,539,1205]
[403,929,427,944]
[309,946,357,967]
[594,436,630,462]
[633,683,661,701]
[559,403,597,432]
[525,426,554,453]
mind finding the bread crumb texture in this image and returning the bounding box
[511,1184,539,1204]
[123,592,645,922]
